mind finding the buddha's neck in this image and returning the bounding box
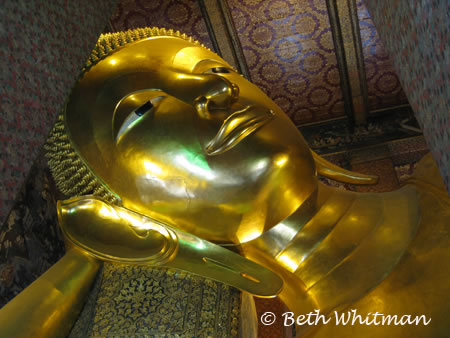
[241,182,421,321]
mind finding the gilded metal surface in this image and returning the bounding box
[58,196,178,265]
[240,155,450,337]
[312,150,378,184]
[65,35,318,244]
[0,249,100,338]
[58,195,282,297]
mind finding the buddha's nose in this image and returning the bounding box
[169,73,239,111]
[205,77,239,109]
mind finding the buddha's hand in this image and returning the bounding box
[57,196,283,297]
[58,196,178,265]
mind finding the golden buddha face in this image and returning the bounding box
[65,35,317,244]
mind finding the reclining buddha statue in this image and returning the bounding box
[0,27,448,337]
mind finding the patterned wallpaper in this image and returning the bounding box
[110,0,213,49]
[108,0,418,128]
[227,0,346,125]
[0,0,119,225]
[364,0,449,191]
[356,0,408,112]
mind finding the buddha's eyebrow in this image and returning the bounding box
[172,47,218,72]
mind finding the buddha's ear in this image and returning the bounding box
[311,151,378,185]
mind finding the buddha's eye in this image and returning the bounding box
[116,98,161,143]
[206,67,231,74]
[134,101,153,116]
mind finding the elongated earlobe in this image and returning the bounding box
[312,151,378,185]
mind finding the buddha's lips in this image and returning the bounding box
[205,106,274,156]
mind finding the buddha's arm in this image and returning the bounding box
[0,248,100,338]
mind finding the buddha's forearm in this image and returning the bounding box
[0,248,100,338]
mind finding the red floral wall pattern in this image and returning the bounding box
[110,0,213,49]
[356,0,408,112]
[363,0,449,191]
[227,0,346,125]
[0,0,118,224]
